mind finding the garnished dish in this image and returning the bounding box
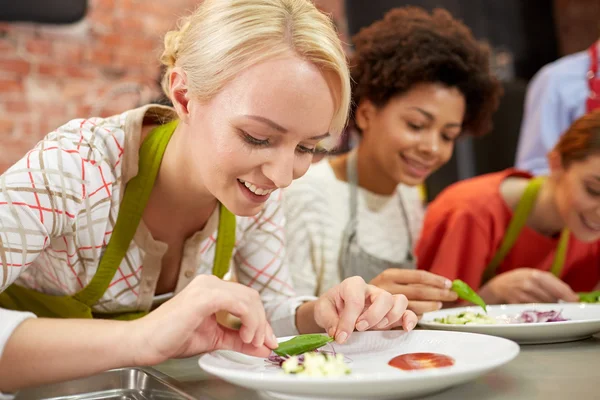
[198,331,520,399]
[420,303,600,344]
[434,309,569,325]
[267,333,352,376]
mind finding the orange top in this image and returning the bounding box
[416,169,600,292]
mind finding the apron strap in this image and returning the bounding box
[482,176,570,284]
[550,227,570,277]
[482,176,544,284]
[346,149,359,228]
[74,120,179,306]
[212,204,236,279]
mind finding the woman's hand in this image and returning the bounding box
[312,276,418,344]
[370,269,458,316]
[130,275,278,366]
[480,268,579,304]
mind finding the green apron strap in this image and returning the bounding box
[212,204,236,279]
[482,177,545,284]
[550,228,570,277]
[74,120,179,306]
[482,176,569,284]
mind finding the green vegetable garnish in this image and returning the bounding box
[451,279,487,313]
[578,291,600,303]
[273,334,334,357]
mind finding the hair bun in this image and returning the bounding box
[160,19,191,68]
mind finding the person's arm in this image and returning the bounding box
[416,208,491,292]
[515,66,570,175]
[0,316,134,393]
[0,275,277,393]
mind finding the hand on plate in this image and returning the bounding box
[130,275,278,366]
[481,268,579,304]
[369,269,458,316]
[313,276,418,344]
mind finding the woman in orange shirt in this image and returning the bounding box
[416,109,600,304]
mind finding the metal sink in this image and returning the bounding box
[15,368,209,400]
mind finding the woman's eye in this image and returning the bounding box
[441,133,457,142]
[586,186,600,197]
[296,145,316,155]
[407,122,424,131]
[241,131,269,147]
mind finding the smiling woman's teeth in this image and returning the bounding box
[238,179,274,196]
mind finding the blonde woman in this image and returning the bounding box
[0,0,417,394]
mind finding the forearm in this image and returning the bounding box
[0,318,137,393]
[295,301,323,334]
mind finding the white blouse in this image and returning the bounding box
[0,105,314,392]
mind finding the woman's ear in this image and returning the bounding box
[355,100,377,134]
[169,67,191,123]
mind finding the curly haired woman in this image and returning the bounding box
[284,6,503,316]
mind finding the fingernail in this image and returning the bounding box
[445,279,452,288]
[437,302,443,309]
[356,320,369,331]
[379,318,389,328]
[337,331,348,343]
[406,321,416,331]
[328,327,336,338]
[272,333,278,346]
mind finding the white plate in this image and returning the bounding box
[198,330,519,400]
[419,303,600,344]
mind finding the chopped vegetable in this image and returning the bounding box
[435,309,569,325]
[512,310,568,323]
[281,352,351,376]
[434,311,497,325]
[451,279,487,313]
[273,334,334,357]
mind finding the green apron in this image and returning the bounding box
[0,120,236,320]
[481,176,569,285]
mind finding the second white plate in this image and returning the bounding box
[419,303,600,344]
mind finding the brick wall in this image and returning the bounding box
[0,0,346,173]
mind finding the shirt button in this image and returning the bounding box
[184,269,194,279]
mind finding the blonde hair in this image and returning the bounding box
[160,0,350,138]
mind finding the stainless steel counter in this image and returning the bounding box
[153,334,600,400]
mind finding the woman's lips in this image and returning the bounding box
[400,154,434,179]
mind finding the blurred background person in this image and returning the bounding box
[284,6,502,316]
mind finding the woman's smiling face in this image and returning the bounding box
[552,153,600,242]
[177,54,337,216]
[357,82,466,187]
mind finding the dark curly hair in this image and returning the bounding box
[350,6,502,137]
